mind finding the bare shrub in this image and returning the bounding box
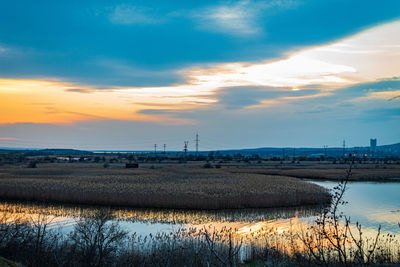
[298,157,400,265]
[202,226,243,267]
[69,210,128,267]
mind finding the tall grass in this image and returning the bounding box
[0,163,329,209]
[228,163,400,181]
[1,162,398,266]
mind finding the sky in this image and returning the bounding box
[0,0,399,150]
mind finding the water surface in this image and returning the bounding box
[311,181,400,234]
[1,181,399,237]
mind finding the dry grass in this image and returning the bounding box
[225,162,400,181]
[0,163,329,209]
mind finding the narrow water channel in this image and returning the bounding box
[1,181,399,237]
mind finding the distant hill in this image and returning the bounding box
[217,143,400,157]
[1,143,399,157]
[379,142,400,151]
[0,148,92,156]
[29,149,93,156]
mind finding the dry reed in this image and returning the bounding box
[0,163,330,209]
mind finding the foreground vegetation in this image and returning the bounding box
[0,205,398,266]
[0,163,329,209]
[0,160,399,266]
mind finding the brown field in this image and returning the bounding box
[0,163,329,209]
[222,161,400,181]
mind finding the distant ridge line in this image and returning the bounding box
[0,142,399,155]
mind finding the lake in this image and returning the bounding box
[1,181,399,238]
[311,181,400,234]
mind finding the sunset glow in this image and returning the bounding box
[0,1,399,149]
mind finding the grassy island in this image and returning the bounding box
[0,163,329,209]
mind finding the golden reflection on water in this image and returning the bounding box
[1,200,399,263]
[0,201,319,225]
[1,200,398,258]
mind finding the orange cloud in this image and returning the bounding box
[0,137,18,141]
[0,79,202,124]
[1,21,398,124]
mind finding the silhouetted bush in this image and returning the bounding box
[203,162,213,168]
[27,161,37,168]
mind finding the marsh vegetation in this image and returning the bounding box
[0,203,398,266]
[0,163,330,209]
[0,157,399,266]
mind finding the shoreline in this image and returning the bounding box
[225,167,400,182]
[0,196,328,212]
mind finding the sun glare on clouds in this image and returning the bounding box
[0,20,399,124]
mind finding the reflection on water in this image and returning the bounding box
[311,181,400,234]
[0,201,319,224]
[0,181,399,251]
[0,200,319,233]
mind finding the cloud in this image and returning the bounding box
[93,59,183,87]
[176,53,355,91]
[0,137,18,141]
[193,1,262,35]
[138,109,173,115]
[109,4,162,25]
[346,78,400,94]
[335,78,400,102]
[214,86,321,109]
[300,21,400,82]
[289,77,400,117]
[3,21,398,125]
[0,78,214,125]
[1,1,399,89]
[65,88,93,93]
[1,20,399,148]
[192,0,297,36]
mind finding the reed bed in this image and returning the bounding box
[227,166,400,181]
[0,163,329,209]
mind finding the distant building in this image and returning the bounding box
[370,138,377,156]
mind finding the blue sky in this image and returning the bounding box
[0,0,399,150]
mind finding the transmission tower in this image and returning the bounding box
[323,145,328,157]
[163,144,166,154]
[184,141,189,157]
[342,140,346,157]
[154,144,157,156]
[195,133,199,155]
